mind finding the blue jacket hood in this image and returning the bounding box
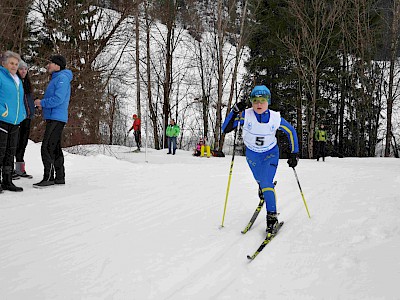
[54,69,73,82]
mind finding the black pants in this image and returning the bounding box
[316,141,326,160]
[134,130,141,148]
[41,120,65,180]
[16,118,31,162]
[0,121,20,168]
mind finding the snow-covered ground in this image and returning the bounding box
[1,141,399,299]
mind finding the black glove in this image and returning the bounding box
[287,153,299,168]
[232,101,247,113]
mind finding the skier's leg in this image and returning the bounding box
[246,147,279,212]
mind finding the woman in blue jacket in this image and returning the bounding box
[222,85,299,234]
[0,51,26,192]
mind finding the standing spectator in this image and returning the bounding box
[0,51,26,192]
[127,114,141,151]
[13,60,35,179]
[166,119,180,155]
[222,85,299,235]
[315,124,327,161]
[33,54,73,187]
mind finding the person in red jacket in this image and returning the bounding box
[128,114,141,151]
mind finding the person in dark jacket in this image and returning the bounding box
[0,51,26,192]
[222,85,299,235]
[13,60,35,179]
[315,124,327,161]
[33,54,73,187]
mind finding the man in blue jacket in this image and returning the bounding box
[33,55,73,187]
[222,85,299,235]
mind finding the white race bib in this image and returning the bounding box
[242,109,281,153]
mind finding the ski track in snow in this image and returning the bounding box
[0,141,399,299]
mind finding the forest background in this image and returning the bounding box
[1,0,399,159]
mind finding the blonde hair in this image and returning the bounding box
[2,51,21,64]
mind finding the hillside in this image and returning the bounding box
[0,141,399,299]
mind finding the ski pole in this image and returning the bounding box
[221,121,241,228]
[292,167,311,219]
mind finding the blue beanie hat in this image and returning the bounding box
[250,85,271,104]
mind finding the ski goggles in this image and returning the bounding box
[250,95,270,104]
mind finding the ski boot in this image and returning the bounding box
[266,212,279,235]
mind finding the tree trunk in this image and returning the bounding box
[163,0,174,148]
[338,54,346,157]
[198,44,209,139]
[296,81,303,157]
[385,0,400,157]
[135,1,141,118]
[215,0,224,151]
[108,93,117,145]
[308,74,318,159]
[144,0,160,149]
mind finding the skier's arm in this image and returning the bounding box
[279,118,299,154]
[222,111,245,133]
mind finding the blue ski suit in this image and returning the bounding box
[222,109,299,213]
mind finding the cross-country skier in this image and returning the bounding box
[222,85,299,234]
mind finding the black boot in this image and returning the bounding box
[54,178,65,185]
[33,174,55,188]
[55,166,65,184]
[1,166,23,192]
[266,212,279,235]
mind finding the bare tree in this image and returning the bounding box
[218,0,250,150]
[143,0,161,149]
[385,0,400,156]
[214,0,225,150]
[156,0,177,148]
[135,0,142,118]
[0,0,31,53]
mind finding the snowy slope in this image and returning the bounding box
[0,141,399,299]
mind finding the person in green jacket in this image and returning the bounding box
[315,124,327,161]
[166,119,180,155]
